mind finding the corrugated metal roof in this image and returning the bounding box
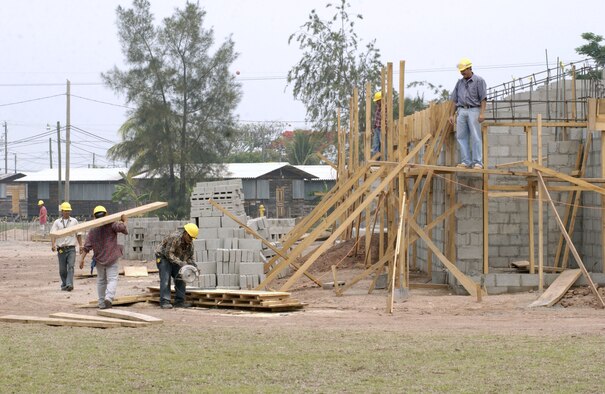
[220,162,290,179]
[15,167,130,182]
[294,165,337,181]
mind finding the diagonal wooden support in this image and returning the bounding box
[208,199,322,287]
[387,194,407,313]
[536,172,605,308]
[527,162,605,196]
[336,249,395,296]
[275,135,431,291]
[407,202,462,247]
[258,165,388,289]
[409,218,484,298]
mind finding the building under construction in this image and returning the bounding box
[257,59,605,309]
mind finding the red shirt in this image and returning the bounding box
[39,206,47,225]
[83,222,128,266]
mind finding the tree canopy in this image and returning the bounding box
[103,0,241,217]
[287,0,382,132]
[576,32,605,68]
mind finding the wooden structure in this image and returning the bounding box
[254,61,604,308]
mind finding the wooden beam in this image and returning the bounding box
[388,194,406,313]
[409,219,484,298]
[536,172,605,308]
[528,269,581,307]
[528,163,605,196]
[97,309,163,323]
[208,199,322,287]
[336,249,395,296]
[316,152,336,169]
[482,123,489,274]
[49,312,150,327]
[0,314,120,328]
[484,121,587,128]
[50,201,167,239]
[537,114,543,286]
[276,135,431,291]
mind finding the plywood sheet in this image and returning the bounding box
[123,266,149,277]
[97,309,163,324]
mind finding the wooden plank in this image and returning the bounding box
[50,201,167,239]
[124,266,148,277]
[278,135,431,292]
[528,269,582,307]
[482,123,489,274]
[483,121,587,128]
[97,309,164,324]
[536,172,605,308]
[0,314,119,328]
[528,163,605,196]
[409,219,484,298]
[537,114,543,287]
[49,312,150,327]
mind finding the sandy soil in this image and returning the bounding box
[1,238,604,335]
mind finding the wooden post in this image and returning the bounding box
[365,82,373,267]
[537,114,544,292]
[397,60,407,287]
[482,123,489,274]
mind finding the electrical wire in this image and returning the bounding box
[0,94,65,107]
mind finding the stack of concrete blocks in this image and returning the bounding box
[120,217,189,261]
[190,179,267,289]
[247,217,296,279]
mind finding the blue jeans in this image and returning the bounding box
[157,256,186,306]
[57,247,75,289]
[371,127,387,160]
[456,108,483,167]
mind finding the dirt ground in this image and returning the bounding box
[1,237,604,335]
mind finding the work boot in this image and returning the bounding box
[65,285,73,292]
[160,303,173,309]
[174,302,192,308]
[99,299,112,309]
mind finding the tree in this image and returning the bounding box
[576,32,605,68]
[226,122,286,163]
[287,0,382,132]
[285,131,324,165]
[112,171,150,206]
[103,0,241,217]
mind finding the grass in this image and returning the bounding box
[0,323,603,393]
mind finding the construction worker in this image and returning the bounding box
[259,204,265,217]
[155,223,199,309]
[38,200,47,235]
[449,58,487,169]
[79,206,128,309]
[372,91,385,159]
[50,202,82,292]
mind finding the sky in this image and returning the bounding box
[1,0,603,173]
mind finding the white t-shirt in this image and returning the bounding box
[50,217,81,247]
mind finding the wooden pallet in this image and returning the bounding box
[146,286,306,312]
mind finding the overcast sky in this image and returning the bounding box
[1,0,603,172]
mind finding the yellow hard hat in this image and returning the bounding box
[38,200,44,206]
[457,58,473,72]
[184,223,199,239]
[93,205,107,217]
[59,202,72,211]
[373,91,382,102]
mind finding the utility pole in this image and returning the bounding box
[13,153,16,173]
[49,137,53,169]
[92,153,95,168]
[65,79,71,202]
[4,122,7,174]
[57,121,62,204]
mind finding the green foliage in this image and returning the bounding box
[576,32,605,68]
[103,0,241,217]
[226,122,286,162]
[111,171,150,206]
[287,0,382,132]
[285,131,324,165]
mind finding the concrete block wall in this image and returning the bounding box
[581,131,604,272]
[121,217,188,261]
[189,180,294,289]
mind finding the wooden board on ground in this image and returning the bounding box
[97,309,163,324]
[76,267,158,279]
[0,314,119,328]
[50,201,168,239]
[49,312,151,328]
[80,294,154,308]
[529,269,582,307]
[124,266,149,277]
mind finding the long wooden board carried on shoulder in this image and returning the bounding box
[529,269,582,307]
[50,201,168,240]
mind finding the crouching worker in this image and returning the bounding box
[155,223,199,309]
[79,206,128,309]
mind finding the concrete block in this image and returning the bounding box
[494,273,521,287]
[205,239,221,250]
[197,261,217,275]
[199,217,222,228]
[239,262,264,276]
[239,238,262,250]
[218,228,234,238]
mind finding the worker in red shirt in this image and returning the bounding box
[38,200,47,235]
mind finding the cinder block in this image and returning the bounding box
[239,262,264,276]
[205,239,221,250]
[199,217,221,228]
[218,228,234,238]
[197,261,217,275]
[239,238,262,250]
[494,273,521,287]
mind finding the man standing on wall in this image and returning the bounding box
[449,58,487,169]
[79,206,128,309]
[372,91,385,159]
[50,202,82,292]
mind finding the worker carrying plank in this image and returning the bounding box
[79,206,128,309]
[154,223,199,309]
[50,202,82,292]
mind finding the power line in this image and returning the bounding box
[0,94,65,107]
[71,94,133,110]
